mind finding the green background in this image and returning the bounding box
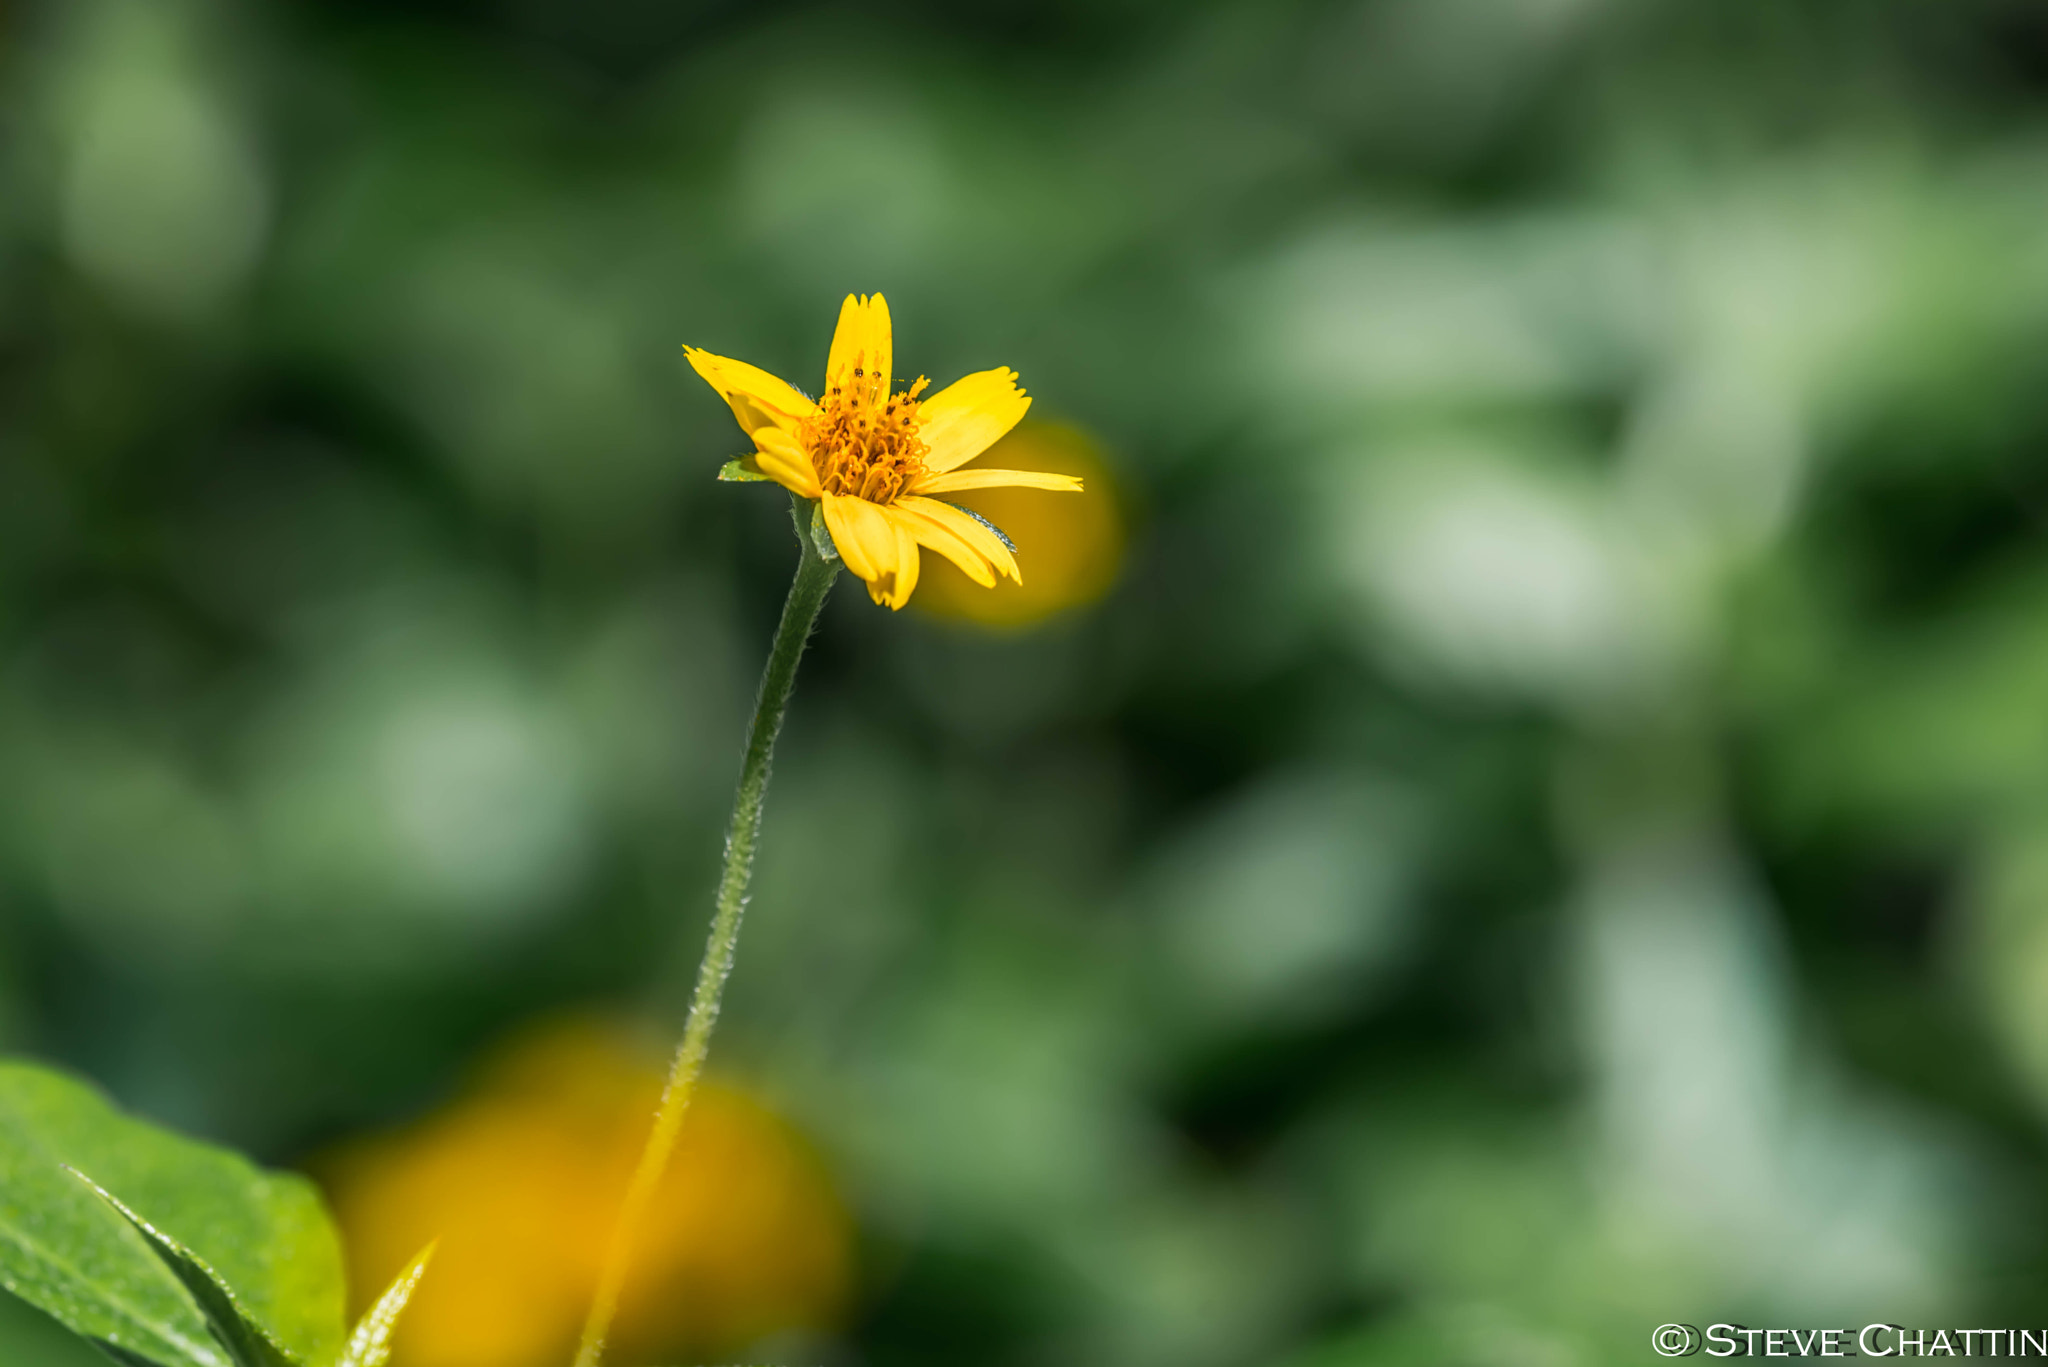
[7,0,2048,1362]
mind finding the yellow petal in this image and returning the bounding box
[918,368,1031,473]
[685,347,817,437]
[824,294,891,409]
[897,495,1020,584]
[752,427,821,498]
[822,493,896,586]
[911,468,1083,495]
[824,496,921,609]
[891,500,997,587]
[882,514,922,610]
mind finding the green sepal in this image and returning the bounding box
[71,1173,300,1367]
[943,502,1017,554]
[808,501,841,563]
[717,458,775,483]
[336,1243,435,1367]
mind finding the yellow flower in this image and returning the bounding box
[321,1019,850,1367]
[686,293,1082,609]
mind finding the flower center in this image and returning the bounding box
[806,370,930,503]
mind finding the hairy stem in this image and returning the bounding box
[572,505,839,1367]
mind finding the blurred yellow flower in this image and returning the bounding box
[321,1019,849,1367]
[912,421,1123,628]
[687,293,1082,609]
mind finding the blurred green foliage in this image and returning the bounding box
[9,0,2048,1363]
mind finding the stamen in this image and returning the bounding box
[803,372,930,503]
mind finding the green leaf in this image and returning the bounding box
[0,1061,346,1367]
[717,457,774,482]
[89,1340,170,1367]
[74,1173,300,1367]
[335,1243,434,1367]
[0,1282,126,1367]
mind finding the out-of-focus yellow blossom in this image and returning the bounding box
[321,1019,849,1367]
[913,421,1122,628]
[687,293,1082,609]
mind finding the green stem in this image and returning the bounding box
[572,503,839,1367]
